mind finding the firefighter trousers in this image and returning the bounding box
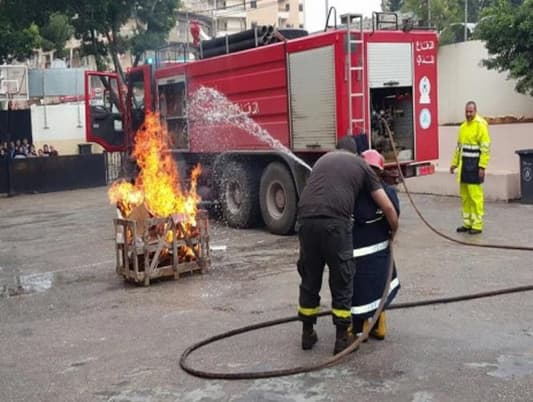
[460,183,484,230]
[297,217,356,328]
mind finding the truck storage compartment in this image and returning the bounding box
[370,87,414,163]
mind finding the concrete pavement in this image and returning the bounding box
[1,187,532,401]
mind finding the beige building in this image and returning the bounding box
[182,0,304,37]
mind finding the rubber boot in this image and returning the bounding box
[361,319,370,343]
[370,312,387,340]
[333,325,356,355]
[301,323,318,350]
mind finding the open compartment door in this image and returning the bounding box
[84,71,126,151]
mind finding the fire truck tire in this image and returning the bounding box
[259,162,297,235]
[219,161,260,228]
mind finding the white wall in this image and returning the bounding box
[438,40,533,124]
[30,102,100,155]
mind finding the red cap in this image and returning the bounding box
[362,149,385,171]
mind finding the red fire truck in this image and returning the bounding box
[84,12,438,235]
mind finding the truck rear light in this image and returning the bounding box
[416,164,435,176]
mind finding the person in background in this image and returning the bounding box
[22,138,30,154]
[49,145,59,156]
[351,150,400,341]
[8,141,16,158]
[13,146,27,159]
[27,145,38,157]
[450,101,491,235]
[43,144,50,156]
[296,136,399,355]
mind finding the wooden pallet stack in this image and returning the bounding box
[114,210,210,285]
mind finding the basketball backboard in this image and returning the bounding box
[0,65,29,101]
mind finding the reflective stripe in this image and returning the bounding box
[353,240,389,258]
[365,216,384,224]
[298,306,320,316]
[462,144,480,150]
[351,278,400,315]
[462,151,480,158]
[331,308,351,319]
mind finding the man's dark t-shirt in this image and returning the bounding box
[297,151,382,221]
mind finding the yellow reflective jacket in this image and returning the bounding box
[451,114,491,183]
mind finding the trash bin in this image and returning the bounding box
[515,149,533,204]
[78,144,92,155]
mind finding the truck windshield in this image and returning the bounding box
[128,70,146,133]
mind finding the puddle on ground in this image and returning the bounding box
[2,272,54,296]
[466,353,533,380]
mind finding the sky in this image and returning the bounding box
[303,0,382,33]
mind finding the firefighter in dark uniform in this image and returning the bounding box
[351,150,400,340]
[296,136,399,355]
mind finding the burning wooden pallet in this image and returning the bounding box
[114,209,210,285]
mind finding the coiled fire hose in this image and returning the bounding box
[179,119,533,380]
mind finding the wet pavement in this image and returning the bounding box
[1,187,532,401]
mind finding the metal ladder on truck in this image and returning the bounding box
[340,13,365,136]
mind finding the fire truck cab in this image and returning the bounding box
[85,12,439,235]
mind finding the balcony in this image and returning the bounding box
[213,8,246,19]
[278,10,289,20]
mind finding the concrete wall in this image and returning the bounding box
[30,103,102,155]
[438,40,533,124]
[405,40,533,201]
[406,123,533,201]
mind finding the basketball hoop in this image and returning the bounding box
[0,65,29,102]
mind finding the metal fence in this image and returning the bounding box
[104,151,127,184]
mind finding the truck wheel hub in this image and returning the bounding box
[227,181,242,211]
[267,182,285,218]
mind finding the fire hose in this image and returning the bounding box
[179,120,533,380]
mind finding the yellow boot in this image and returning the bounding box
[360,320,370,343]
[371,312,387,340]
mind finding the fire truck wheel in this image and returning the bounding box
[259,162,297,235]
[219,161,260,228]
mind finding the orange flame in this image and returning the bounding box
[109,112,201,226]
[108,180,144,217]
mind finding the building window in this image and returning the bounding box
[285,3,290,11]
[299,4,303,12]
[299,24,304,29]
[250,0,257,8]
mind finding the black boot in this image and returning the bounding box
[301,323,318,350]
[333,325,356,355]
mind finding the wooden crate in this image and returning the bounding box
[114,210,210,285]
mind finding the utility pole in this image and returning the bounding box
[427,0,431,26]
[185,9,190,62]
[464,0,468,41]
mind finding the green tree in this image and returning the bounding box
[0,0,180,78]
[400,1,504,44]
[476,0,533,95]
[0,0,44,63]
[70,0,180,79]
[382,0,405,12]
[40,12,75,59]
[402,0,462,32]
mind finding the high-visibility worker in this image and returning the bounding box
[351,150,400,340]
[450,101,491,234]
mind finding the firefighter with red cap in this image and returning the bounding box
[296,137,399,355]
[351,149,400,340]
